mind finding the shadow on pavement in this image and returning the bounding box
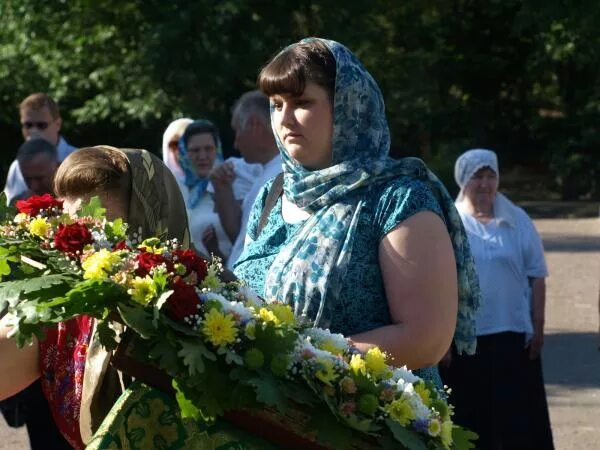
[542,234,600,253]
[543,332,600,389]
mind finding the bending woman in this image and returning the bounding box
[0,146,191,449]
[234,38,480,382]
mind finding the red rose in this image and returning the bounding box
[135,250,172,276]
[113,240,130,251]
[172,249,208,280]
[53,222,94,255]
[16,194,63,216]
[165,277,201,322]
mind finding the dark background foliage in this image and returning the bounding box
[1,0,598,199]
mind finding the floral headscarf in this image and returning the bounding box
[454,148,499,201]
[263,38,480,355]
[178,119,224,208]
[161,118,193,183]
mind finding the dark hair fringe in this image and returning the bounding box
[258,40,336,101]
[182,121,220,148]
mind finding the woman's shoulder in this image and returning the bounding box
[368,176,443,239]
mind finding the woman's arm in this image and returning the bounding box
[0,317,40,400]
[528,277,546,359]
[351,211,458,369]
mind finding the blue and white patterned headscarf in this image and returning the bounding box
[178,119,224,209]
[263,38,480,354]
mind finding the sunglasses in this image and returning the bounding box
[22,121,50,130]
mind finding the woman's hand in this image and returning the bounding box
[202,225,225,260]
[0,318,40,400]
[351,211,458,369]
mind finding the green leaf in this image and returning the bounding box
[246,374,285,409]
[40,278,126,318]
[305,407,357,449]
[173,380,202,421]
[95,318,118,351]
[0,273,74,311]
[177,338,215,377]
[0,193,16,221]
[78,196,106,219]
[149,338,180,376]
[452,426,478,450]
[153,289,173,327]
[117,303,157,338]
[104,218,126,240]
[385,418,428,450]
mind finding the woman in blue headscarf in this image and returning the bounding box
[234,38,480,384]
[178,120,263,260]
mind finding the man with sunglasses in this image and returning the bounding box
[3,92,76,203]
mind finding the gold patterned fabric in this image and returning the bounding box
[85,382,276,450]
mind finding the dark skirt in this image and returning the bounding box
[439,331,554,450]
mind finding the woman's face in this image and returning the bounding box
[271,82,333,170]
[463,167,498,205]
[186,133,217,177]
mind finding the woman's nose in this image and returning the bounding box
[280,103,295,126]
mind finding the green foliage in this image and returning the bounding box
[177,338,216,377]
[452,426,479,450]
[1,0,597,196]
[385,418,429,450]
[78,197,106,219]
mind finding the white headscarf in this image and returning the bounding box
[454,148,499,201]
[161,118,193,183]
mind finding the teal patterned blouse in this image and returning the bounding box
[234,175,445,384]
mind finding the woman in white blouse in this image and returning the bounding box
[440,149,554,449]
[177,120,261,259]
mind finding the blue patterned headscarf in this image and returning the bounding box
[178,119,224,208]
[263,38,480,354]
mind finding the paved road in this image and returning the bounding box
[536,218,600,450]
[0,218,598,449]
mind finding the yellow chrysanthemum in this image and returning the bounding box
[257,307,279,325]
[315,357,337,386]
[385,396,416,426]
[415,382,432,407]
[428,418,442,437]
[202,309,237,347]
[127,276,158,305]
[268,303,295,326]
[28,217,49,237]
[82,249,121,279]
[364,347,389,378]
[349,354,366,375]
[440,420,453,448]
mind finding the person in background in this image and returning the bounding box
[161,117,193,189]
[0,138,70,449]
[177,119,259,260]
[211,90,281,270]
[14,138,59,200]
[439,148,554,449]
[4,93,76,204]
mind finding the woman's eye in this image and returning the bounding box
[272,101,283,110]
